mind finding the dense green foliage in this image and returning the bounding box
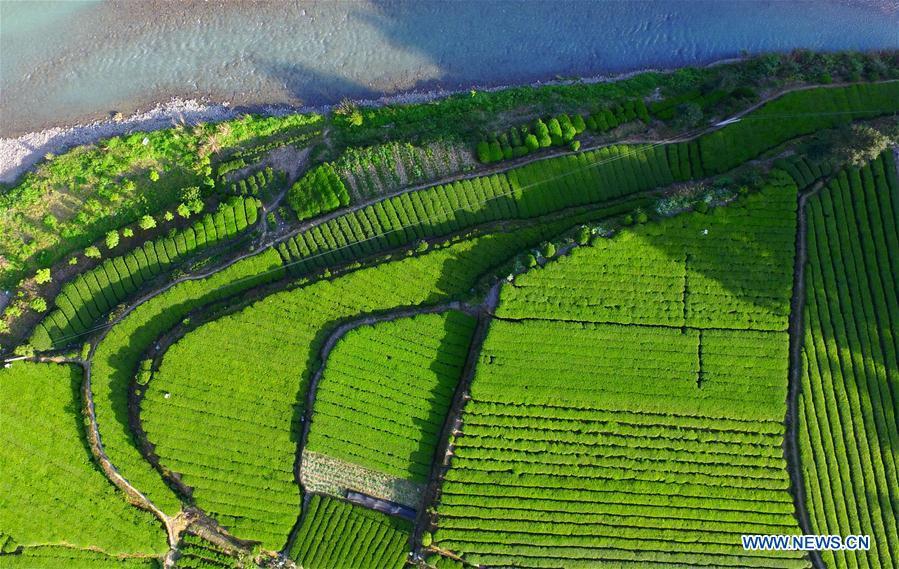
[0,362,166,555]
[31,197,261,350]
[140,227,565,546]
[288,495,410,569]
[0,113,319,288]
[287,164,350,221]
[0,547,160,568]
[90,249,286,517]
[699,82,899,174]
[798,154,899,569]
[307,311,476,483]
[498,173,797,330]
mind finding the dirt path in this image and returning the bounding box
[411,282,502,561]
[785,179,830,569]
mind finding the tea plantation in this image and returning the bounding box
[1,54,897,568]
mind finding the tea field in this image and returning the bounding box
[1,55,897,569]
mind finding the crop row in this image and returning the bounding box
[225,166,285,198]
[334,140,476,200]
[89,248,286,516]
[0,546,160,568]
[435,235,801,568]
[798,154,899,569]
[289,495,410,569]
[279,143,676,272]
[136,226,567,542]
[287,163,351,221]
[306,311,475,483]
[173,533,239,569]
[31,196,261,351]
[0,362,166,556]
[497,170,798,331]
[698,82,899,174]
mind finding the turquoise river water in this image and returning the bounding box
[1,0,897,136]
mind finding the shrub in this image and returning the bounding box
[422,531,433,547]
[177,203,192,219]
[547,118,563,141]
[68,257,78,266]
[164,211,174,222]
[576,226,591,245]
[572,114,587,133]
[30,298,47,313]
[122,228,134,238]
[85,246,101,259]
[622,214,634,226]
[105,230,119,250]
[34,268,51,284]
[569,140,581,152]
[139,215,157,230]
[524,134,540,152]
[489,141,503,162]
[542,242,556,258]
[149,170,160,182]
[635,210,649,224]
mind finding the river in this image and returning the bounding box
[1,0,897,138]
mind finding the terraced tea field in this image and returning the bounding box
[1,59,897,569]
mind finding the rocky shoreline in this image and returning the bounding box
[0,58,745,185]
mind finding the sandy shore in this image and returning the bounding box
[0,59,743,186]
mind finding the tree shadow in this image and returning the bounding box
[638,185,798,329]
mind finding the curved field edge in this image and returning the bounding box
[0,361,167,557]
[137,222,598,548]
[89,248,286,516]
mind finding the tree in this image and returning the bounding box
[30,298,47,313]
[180,186,204,214]
[348,110,363,126]
[542,242,556,258]
[562,124,577,142]
[122,228,134,238]
[524,134,540,152]
[488,141,503,162]
[105,230,119,249]
[149,170,160,182]
[139,214,157,230]
[569,140,581,152]
[572,114,587,133]
[534,119,552,147]
[34,268,51,284]
[85,246,101,259]
[421,531,433,548]
[164,211,175,221]
[177,203,192,219]
[674,102,703,129]
[476,141,491,163]
[576,226,591,245]
[547,118,563,141]
[820,123,896,169]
